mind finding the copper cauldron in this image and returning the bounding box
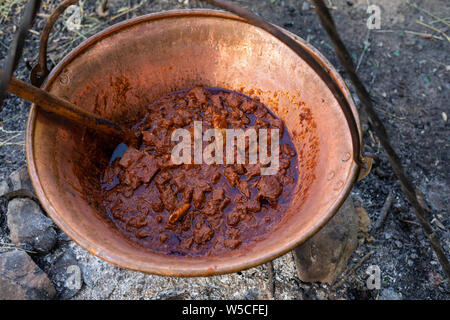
[26,8,368,276]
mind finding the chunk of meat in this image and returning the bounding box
[126,153,159,184]
[254,117,269,129]
[120,149,159,189]
[142,131,158,146]
[213,113,228,129]
[257,175,283,202]
[159,185,178,212]
[229,107,244,119]
[176,98,187,107]
[224,92,242,108]
[220,197,231,211]
[244,164,261,180]
[102,163,119,186]
[206,212,224,230]
[155,171,172,186]
[245,199,261,212]
[281,144,296,158]
[157,118,173,129]
[182,187,193,204]
[151,201,164,212]
[227,210,244,226]
[178,211,193,232]
[226,227,240,239]
[193,221,214,245]
[234,164,245,175]
[193,188,206,209]
[212,188,225,202]
[279,175,295,185]
[191,177,212,208]
[238,180,250,198]
[241,99,257,114]
[188,87,207,104]
[127,215,147,228]
[180,237,194,250]
[136,229,151,239]
[210,94,223,110]
[267,115,284,136]
[254,104,268,118]
[224,167,239,187]
[156,154,181,169]
[119,147,143,168]
[160,233,169,243]
[173,172,186,192]
[172,109,192,127]
[227,118,246,128]
[224,239,242,249]
[195,178,212,192]
[211,172,221,184]
[279,157,290,170]
[112,209,126,222]
[202,201,218,216]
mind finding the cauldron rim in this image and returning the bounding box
[26,9,361,276]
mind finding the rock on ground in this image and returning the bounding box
[48,250,83,299]
[68,238,274,300]
[7,198,56,253]
[0,166,36,200]
[293,197,358,284]
[0,250,56,300]
[379,288,402,300]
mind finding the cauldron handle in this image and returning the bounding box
[31,0,371,175]
[30,0,78,87]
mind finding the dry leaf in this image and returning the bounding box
[356,204,371,233]
[96,0,109,18]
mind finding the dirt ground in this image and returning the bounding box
[0,0,448,299]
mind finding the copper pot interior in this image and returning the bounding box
[27,11,359,276]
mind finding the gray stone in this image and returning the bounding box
[293,197,358,284]
[0,250,56,300]
[68,241,276,300]
[7,198,57,253]
[243,289,265,300]
[49,250,83,299]
[0,166,36,200]
[423,178,448,212]
[151,290,188,300]
[301,1,311,11]
[379,288,402,300]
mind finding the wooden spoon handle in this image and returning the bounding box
[5,73,137,144]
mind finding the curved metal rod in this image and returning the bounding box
[311,0,449,279]
[0,0,41,109]
[30,0,78,86]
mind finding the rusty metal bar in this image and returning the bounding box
[30,0,79,86]
[311,0,449,279]
[0,0,41,109]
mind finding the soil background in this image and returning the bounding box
[0,0,448,299]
